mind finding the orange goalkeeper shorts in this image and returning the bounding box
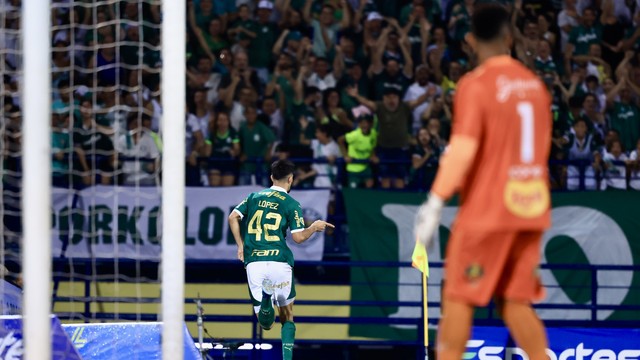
[443,228,545,306]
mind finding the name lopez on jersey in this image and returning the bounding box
[258,200,279,210]
[495,75,542,103]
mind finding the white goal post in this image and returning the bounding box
[161,0,186,359]
[22,0,52,359]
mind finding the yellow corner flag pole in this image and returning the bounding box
[412,240,429,360]
[422,269,428,358]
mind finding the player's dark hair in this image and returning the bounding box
[471,3,510,42]
[573,117,587,126]
[316,124,331,135]
[271,160,295,181]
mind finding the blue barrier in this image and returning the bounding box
[467,326,640,360]
[62,322,202,360]
[0,315,82,360]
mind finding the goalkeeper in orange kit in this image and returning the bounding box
[413,4,552,360]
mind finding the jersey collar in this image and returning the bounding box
[270,185,287,193]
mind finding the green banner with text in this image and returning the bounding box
[345,189,640,340]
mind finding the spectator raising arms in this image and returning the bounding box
[303,0,351,58]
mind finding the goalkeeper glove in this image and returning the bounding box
[414,193,444,249]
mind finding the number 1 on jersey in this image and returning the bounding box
[517,101,534,164]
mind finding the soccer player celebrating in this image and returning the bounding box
[228,160,334,360]
[414,4,551,360]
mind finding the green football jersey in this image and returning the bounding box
[234,186,305,267]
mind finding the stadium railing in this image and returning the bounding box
[51,258,640,358]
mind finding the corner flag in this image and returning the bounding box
[411,241,429,276]
[412,241,429,360]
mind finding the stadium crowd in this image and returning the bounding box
[2,0,640,191]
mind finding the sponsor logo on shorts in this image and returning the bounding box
[272,281,290,290]
[251,249,280,257]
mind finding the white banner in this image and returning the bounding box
[51,186,330,261]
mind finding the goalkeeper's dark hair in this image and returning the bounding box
[471,3,510,42]
[271,160,296,181]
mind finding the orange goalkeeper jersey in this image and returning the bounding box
[434,55,552,230]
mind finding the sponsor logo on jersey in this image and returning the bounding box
[251,249,280,257]
[504,179,549,218]
[266,191,286,201]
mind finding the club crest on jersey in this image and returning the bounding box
[495,75,542,103]
[465,263,484,282]
[293,210,305,228]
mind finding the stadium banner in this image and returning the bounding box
[466,326,640,360]
[344,189,640,340]
[51,186,329,261]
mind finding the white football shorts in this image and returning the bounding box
[246,261,296,313]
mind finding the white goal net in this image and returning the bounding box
[1,0,186,358]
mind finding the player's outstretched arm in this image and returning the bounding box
[228,211,245,262]
[291,220,335,244]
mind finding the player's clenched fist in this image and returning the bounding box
[311,220,335,232]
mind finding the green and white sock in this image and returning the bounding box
[257,292,275,330]
[281,321,296,360]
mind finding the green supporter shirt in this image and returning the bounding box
[239,121,276,171]
[276,75,296,111]
[234,186,306,267]
[534,57,558,74]
[345,128,377,173]
[51,129,71,175]
[625,28,640,51]
[211,128,239,157]
[569,24,602,55]
[249,22,278,68]
[286,102,316,145]
[375,101,412,149]
[400,3,441,25]
[231,19,258,43]
[201,33,229,55]
[608,102,640,152]
[451,3,471,42]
